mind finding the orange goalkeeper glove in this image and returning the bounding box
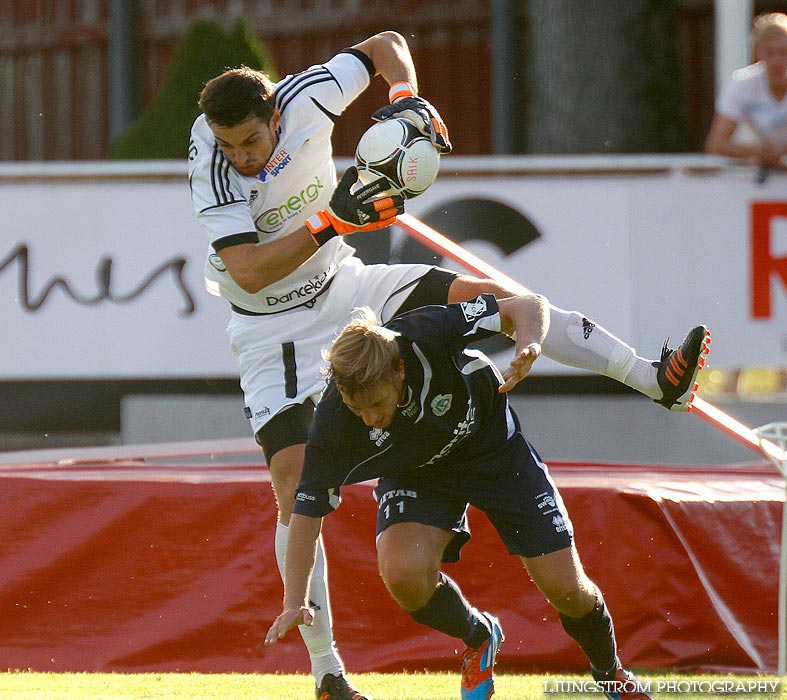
[306,166,404,246]
[371,81,452,154]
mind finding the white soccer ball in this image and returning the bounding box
[355,118,441,199]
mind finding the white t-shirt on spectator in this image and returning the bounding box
[716,62,787,145]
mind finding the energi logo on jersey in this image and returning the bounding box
[460,296,487,321]
[255,175,325,234]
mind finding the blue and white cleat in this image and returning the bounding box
[460,612,504,700]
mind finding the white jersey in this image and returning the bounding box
[717,62,787,145]
[188,50,374,313]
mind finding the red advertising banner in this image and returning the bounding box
[0,454,780,674]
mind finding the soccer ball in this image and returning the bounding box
[355,118,440,199]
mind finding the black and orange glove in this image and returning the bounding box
[371,81,452,154]
[306,166,404,246]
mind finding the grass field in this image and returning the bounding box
[0,672,783,700]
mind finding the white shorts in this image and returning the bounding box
[227,257,433,435]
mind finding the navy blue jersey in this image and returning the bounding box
[294,294,518,518]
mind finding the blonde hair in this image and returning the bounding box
[752,12,787,48]
[324,308,401,398]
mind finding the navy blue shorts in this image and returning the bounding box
[373,431,573,561]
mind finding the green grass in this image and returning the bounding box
[0,672,783,700]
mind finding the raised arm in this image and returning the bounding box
[359,32,452,153]
[352,31,418,89]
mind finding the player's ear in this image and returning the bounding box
[271,109,281,131]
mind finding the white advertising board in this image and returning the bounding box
[0,158,784,379]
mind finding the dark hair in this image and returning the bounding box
[198,65,275,127]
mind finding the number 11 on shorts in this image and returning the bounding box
[384,500,405,519]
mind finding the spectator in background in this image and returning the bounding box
[705,12,787,172]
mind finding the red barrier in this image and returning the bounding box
[0,450,781,674]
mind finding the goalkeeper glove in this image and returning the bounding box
[371,81,452,154]
[306,166,404,246]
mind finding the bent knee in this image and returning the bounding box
[544,582,597,618]
[379,558,424,591]
[378,559,438,610]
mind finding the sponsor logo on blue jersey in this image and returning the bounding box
[460,296,487,321]
[369,427,390,447]
[423,400,476,466]
[430,394,452,416]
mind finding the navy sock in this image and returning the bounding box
[408,573,491,647]
[559,592,619,678]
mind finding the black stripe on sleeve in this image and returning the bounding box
[277,73,338,115]
[310,97,339,123]
[209,146,223,203]
[222,157,233,200]
[341,48,376,79]
[276,66,335,101]
[211,231,258,251]
[208,144,245,207]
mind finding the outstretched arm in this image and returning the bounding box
[352,31,418,89]
[359,31,452,153]
[497,294,550,393]
[264,513,324,645]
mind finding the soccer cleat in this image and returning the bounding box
[460,612,504,700]
[654,325,710,412]
[315,674,369,700]
[597,667,652,700]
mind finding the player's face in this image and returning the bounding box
[210,113,280,177]
[758,35,787,80]
[340,365,406,429]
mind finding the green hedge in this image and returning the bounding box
[110,17,276,159]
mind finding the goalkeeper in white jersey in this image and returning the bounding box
[188,29,709,700]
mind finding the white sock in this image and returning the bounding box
[275,521,344,684]
[543,306,660,399]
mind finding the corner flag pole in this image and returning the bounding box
[396,213,786,463]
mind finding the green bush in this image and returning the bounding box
[110,17,276,159]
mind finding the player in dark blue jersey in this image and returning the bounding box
[265,293,653,700]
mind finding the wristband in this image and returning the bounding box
[388,81,416,103]
[305,212,338,247]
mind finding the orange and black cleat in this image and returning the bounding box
[315,674,369,700]
[654,325,711,412]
